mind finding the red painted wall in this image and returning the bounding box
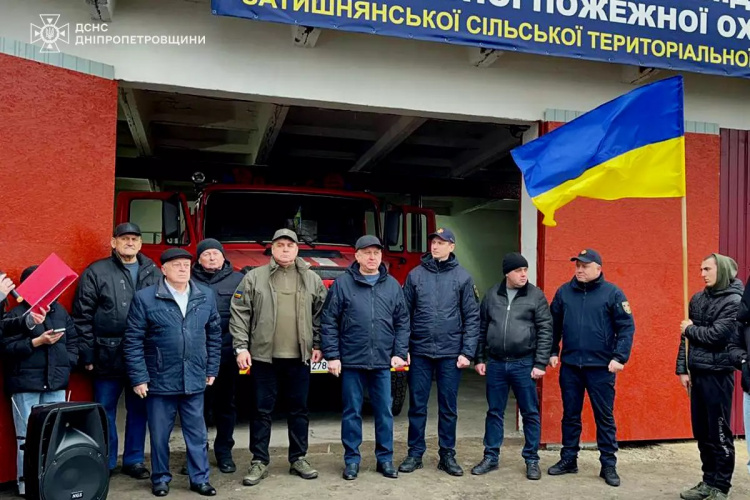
[0,54,117,482]
[538,122,720,444]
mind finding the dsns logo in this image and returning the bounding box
[30,14,70,53]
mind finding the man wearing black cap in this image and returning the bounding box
[229,228,328,487]
[72,222,161,478]
[546,249,635,487]
[123,247,222,497]
[471,252,552,480]
[321,235,410,481]
[397,227,480,477]
[178,238,244,475]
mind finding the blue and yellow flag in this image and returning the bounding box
[511,75,686,227]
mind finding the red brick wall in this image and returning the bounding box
[0,54,117,482]
[538,123,720,444]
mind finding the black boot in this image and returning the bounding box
[526,461,541,480]
[471,457,499,476]
[437,456,464,477]
[600,466,620,487]
[376,462,398,479]
[547,458,578,476]
[398,457,423,473]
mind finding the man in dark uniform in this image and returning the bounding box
[123,248,222,497]
[397,228,480,476]
[547,249,635,487]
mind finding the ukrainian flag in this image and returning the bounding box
[511,75,686,227]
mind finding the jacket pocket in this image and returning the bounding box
[94,337,125,374]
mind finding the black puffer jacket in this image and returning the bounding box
[676,278,743,374]
[403,253,480,360]
[0,302,78,394]
[72,251,161,378]
[192,261,244,364]
[475,281,553,369]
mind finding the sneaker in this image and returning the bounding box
[547,458,578,476]
[705,489,728,500]
[526,461,541,480]
[471,457,499,476]
[437,456,464,477]
[290,457,318,480]
[398,457,423,473]
[680,482,714,500]
[242,461,269,486]
[599,466,620,487]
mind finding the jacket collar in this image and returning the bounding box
[110,251,155,273]
[498,280,529,297]
[347,262,388,285]
[155,277,205,303]
[420,252,459,273]
[269,256,310,275]
[570,272,605,291]
[192,260,234,284]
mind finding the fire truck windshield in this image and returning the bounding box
[203,191,380,247]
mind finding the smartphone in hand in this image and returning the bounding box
[52,328,66,335]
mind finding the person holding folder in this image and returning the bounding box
[72,222,161,479]
[1,266,78,497]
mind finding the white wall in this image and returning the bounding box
[3,0,750,129]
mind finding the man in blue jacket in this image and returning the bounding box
[123,248,222,497]
[321,235,410,481]
[397,227,480,476]
[547,249,635,488]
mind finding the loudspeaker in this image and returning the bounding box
[24,402,110,500]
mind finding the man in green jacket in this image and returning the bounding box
[229,228,328,488]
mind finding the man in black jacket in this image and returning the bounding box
[1,266,78,496]
[188,239,243,474]
[397,228,480,477]
[677,253,743,500]
[470,252,552,480]
[730,270,750,480]
[321,235,410,481]
[72,222,161,478]
[547,249,635,487]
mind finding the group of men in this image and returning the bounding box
[5,219,749,500]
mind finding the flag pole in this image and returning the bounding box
[682,195,691,395]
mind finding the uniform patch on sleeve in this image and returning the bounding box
[234,291,244,300]
[622,301,632,314]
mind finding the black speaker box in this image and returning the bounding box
[23,402,110,500]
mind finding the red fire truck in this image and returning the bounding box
[115,175,435,415]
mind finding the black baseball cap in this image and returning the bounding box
[113,222,141,237]
[160,248,193,265]
[429,227,456,244]
[571,248,602,266]
[355,235,383,250]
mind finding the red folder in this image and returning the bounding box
[15,253,79,315]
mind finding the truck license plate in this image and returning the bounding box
[310,359,328,373]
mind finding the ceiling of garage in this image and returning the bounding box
[115,88,526,199]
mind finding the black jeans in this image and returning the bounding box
[690,370,735,494]
[250,358,310,464]
[204,361,238,460]
[559,364,618,467]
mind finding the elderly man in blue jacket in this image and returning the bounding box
[321,235,410,481]
[397,227,480,477]
[547,248,635,488]
[124,248,222,498]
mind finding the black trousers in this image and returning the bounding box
[250,358,310,464]
[203,361,238,460]
[690,370,735,494]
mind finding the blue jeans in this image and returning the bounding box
[341,369,393,465]
[11,390,66,494]
[482,357,541,462]
[94,378,148,470]
[147,393,210,485]
[407,355,462,458]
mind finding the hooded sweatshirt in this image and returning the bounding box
[676,253,743,374]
